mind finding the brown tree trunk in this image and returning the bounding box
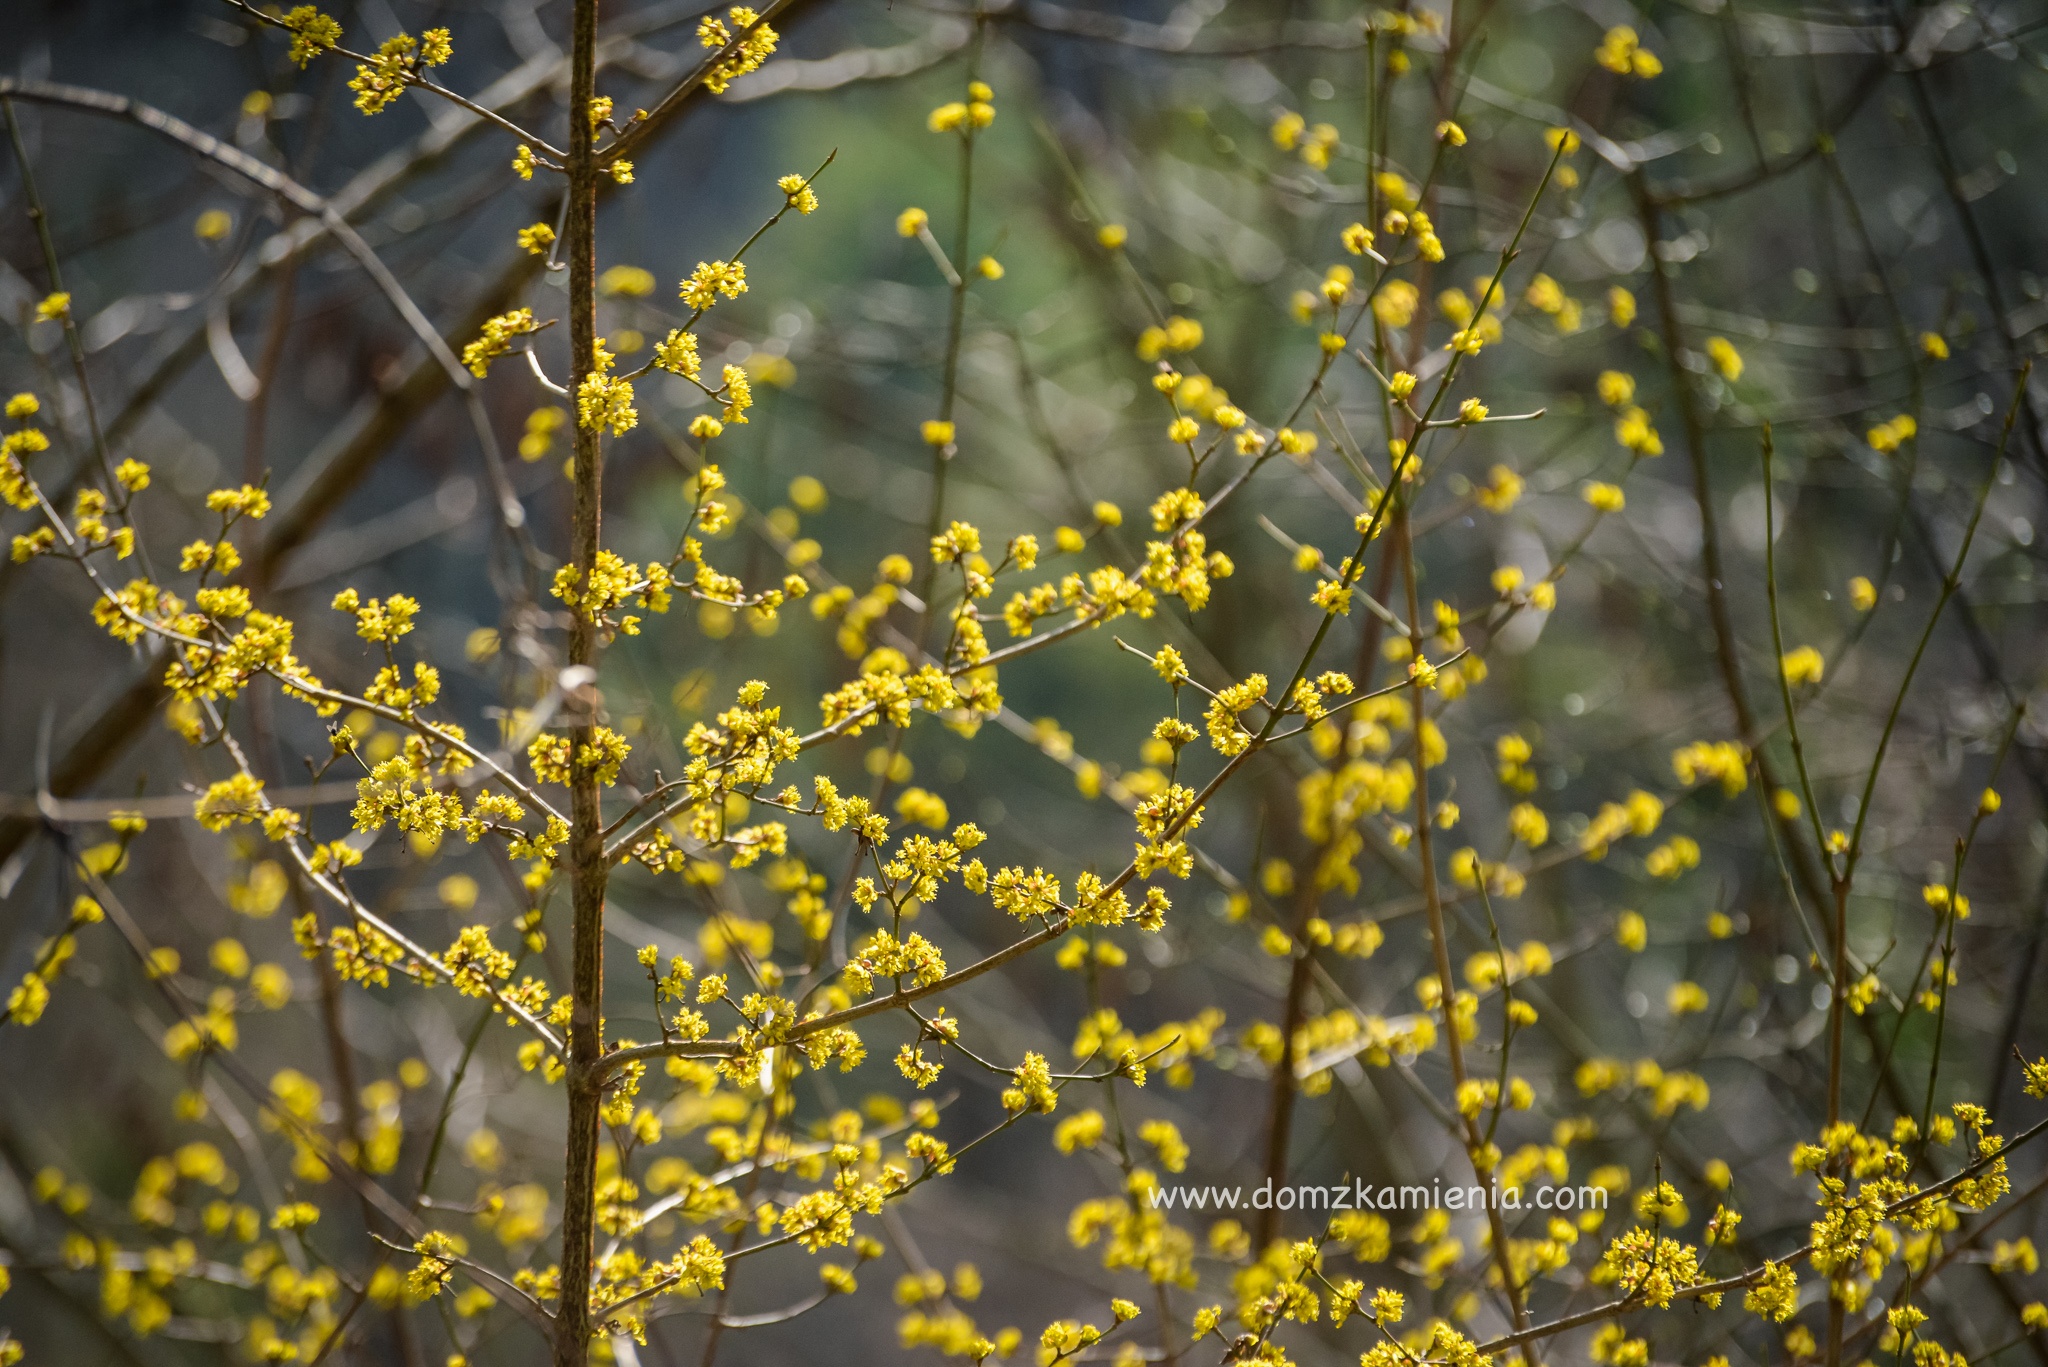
[554,0,607,1361]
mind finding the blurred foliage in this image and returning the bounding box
[3,0,2048,1365]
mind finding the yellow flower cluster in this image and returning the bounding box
[696,6,779,93]
[1595,25,1663,78]
[462,307,540,377]
[349,28,452,115]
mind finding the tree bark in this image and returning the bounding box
[555,0,607,1361]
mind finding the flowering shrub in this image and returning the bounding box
[1,2,2046,1366]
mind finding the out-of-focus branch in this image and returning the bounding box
[623,18,973,98]
[0,75,538,574]
[0,78,468,383]
[984,0,1365,55]
[0,6,857,877]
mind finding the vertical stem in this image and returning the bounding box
[416,1005,496,1210]
[1,97,118,498]
[697,1106,779,1367]
[1637,174,1929,1154]
[1826,881,1848,1130]
[1758,429,1849,1141]
[1825,836,1846,1367]
[1397,511,1536,1363]
[1634,174,1850,983]
[1399,512,1462,1091]
[1254,546,1397,1250]
[242,255,301,582]
[1252,889,1315,1250]
[915,25,984,651]
[244,258,302,484]
[310,874,426,1367]
[556,0,606,1362]
[1640,172,1854,1366]
[1631,175,1753,747]
[1903,68,2048,476]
